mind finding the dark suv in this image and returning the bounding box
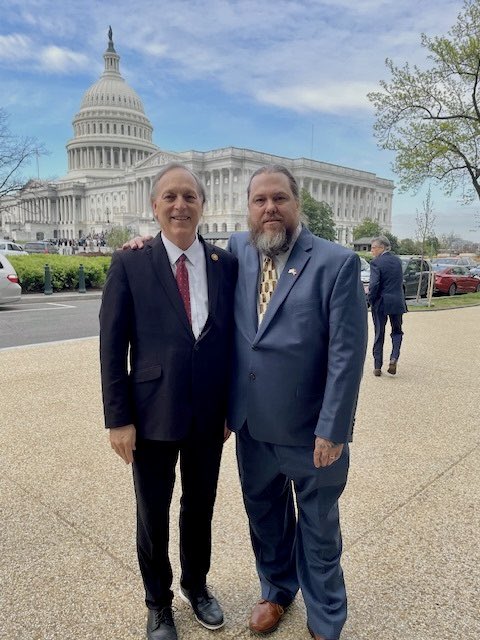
[24,241,59,254]
[399,256,431,298]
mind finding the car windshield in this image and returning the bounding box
[432,264,448,272]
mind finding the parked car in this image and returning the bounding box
[431,256,478,268]
[0,240,28,255]
[0,254,22,305]
[359,256,370,295]
[468,264,480,277]
[432,265,480,296]
[24,241,59,254]
[399,256,431,298]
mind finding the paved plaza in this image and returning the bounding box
[1,306,479,640]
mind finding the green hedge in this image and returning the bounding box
[8,254,112,293]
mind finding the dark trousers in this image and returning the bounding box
[132,431,224,609]
[236,424,349,640]
[372,309,403,368]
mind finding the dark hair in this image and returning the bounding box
[150,162,206,205]
[247,164,299,202]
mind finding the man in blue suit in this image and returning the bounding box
[368,236,407,376]
[227,165,368,640]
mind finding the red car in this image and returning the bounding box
[433,265,480,296]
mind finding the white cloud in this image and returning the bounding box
[0,33,34,62]
[257,81,379,113]
[39,46,89,73]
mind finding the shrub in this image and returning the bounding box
[8,254,112,293]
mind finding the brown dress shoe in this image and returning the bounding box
[387,359,397,374]
[249,599,285,634]
[373,368,382,376]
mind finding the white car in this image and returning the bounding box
[0,240,28,255]
[0,254,22,305]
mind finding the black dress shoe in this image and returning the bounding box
[179,585,225,629]
[147,607,177,640]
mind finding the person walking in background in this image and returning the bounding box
[368,235,407,376]
[227,165,367,640]
[100,162,237,640]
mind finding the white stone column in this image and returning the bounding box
[228,169,233,216]
[219,169,224,213]
[210,172,214,213]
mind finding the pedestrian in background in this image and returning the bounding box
[368,235,407,376]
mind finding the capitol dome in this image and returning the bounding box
[66,28,158,177]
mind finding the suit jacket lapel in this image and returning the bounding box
[243,242,261,334]
[254,228,313,342]
[147,234,193,335]
[202,237,220,322]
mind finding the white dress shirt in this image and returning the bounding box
[161,233,209,339]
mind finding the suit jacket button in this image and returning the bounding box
[249,372,256,381]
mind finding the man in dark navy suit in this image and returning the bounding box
[100,163,237,640]
[368,235,407,376]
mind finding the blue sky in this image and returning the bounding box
[1,0,479,241]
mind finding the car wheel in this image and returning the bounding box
[448,283,457,296]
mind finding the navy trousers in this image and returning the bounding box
[372,309,403,369]
[236,423,349,640]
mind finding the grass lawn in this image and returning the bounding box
[407,291,480,311]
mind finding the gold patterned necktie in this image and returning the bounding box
[258,256,278,324]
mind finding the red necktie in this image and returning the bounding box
[176,254,191,325]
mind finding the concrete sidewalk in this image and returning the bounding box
[1,307,479,640]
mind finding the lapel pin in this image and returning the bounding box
[288,268,297,276]
[211,253,219,261]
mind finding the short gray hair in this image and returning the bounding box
[150,162,206,206]
[371,235,390,250]
[247,164,299,202]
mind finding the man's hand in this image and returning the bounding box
[122,235,153,250]
[109,424,136,464]
[313,437,344,469]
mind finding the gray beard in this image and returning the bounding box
[249,224,291,257]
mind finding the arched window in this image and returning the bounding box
[213,223,218,232]
[235,223,241,231]
[204,224,209,233]
[221,223,227,232]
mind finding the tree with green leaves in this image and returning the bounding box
[352,217,383,241]
[398,238,420,255]
[105,225,133,250]
[368,0,480,204]
[384,231,400,253]
[301,188,336,241]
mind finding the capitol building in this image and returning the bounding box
[1,31,394,246]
